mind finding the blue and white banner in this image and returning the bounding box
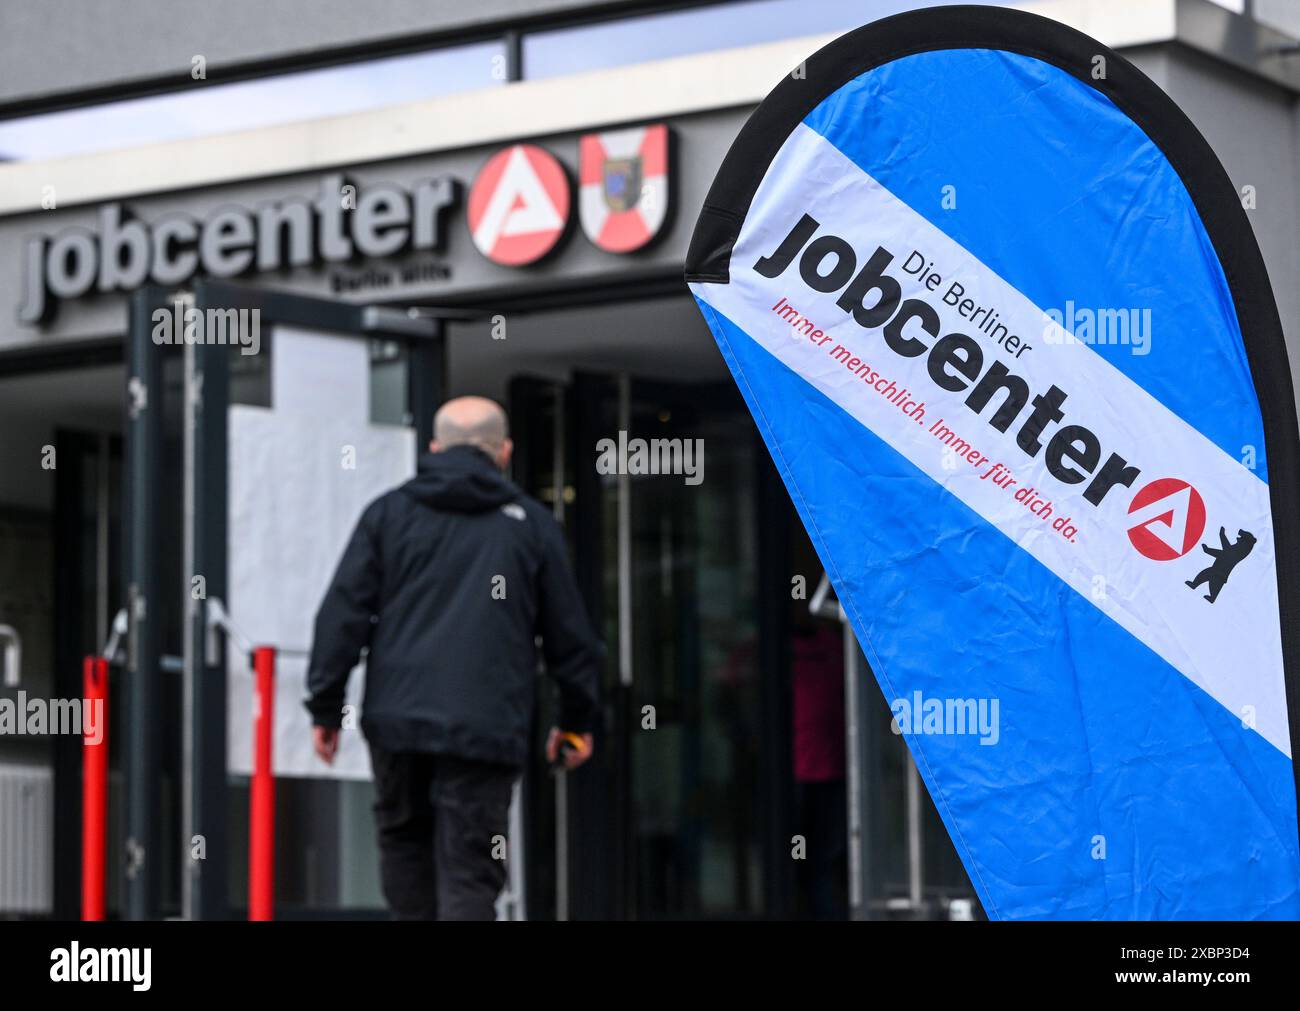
[687,6,1300,919]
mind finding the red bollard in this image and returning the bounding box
[82,656,108,921]
[249,646,276,921]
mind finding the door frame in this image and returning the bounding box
[122,279,450,920]
[513,367,798,919]
[50,430,122,918]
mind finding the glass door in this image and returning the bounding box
[512,371,775,919]
[620,375,764,917]
[121,280,448,920]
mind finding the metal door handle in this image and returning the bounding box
[0,625,22,687]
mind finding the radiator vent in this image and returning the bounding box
[0,763,53,915]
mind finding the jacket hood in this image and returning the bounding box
[400,446,520,513]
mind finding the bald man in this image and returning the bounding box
[305,396,602,920]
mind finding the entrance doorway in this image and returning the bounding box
[5,283,980,922]
[0,362,124,918]
[483,292,981,921]
[120,279,450,921]
[509,370,788,919]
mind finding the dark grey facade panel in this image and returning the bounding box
[0,0,672,111]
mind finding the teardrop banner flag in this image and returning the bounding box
[687,6,1300,919]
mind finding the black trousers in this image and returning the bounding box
[368,744,517,921]
[797,779,849,921]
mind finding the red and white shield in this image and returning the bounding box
[579,124,670,253]
[467,144,570,265]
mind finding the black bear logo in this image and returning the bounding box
[1185,527,1255,603]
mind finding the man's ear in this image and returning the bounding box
[429,439,440,453]
[497,438,514,470]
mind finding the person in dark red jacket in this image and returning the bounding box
[791,609,847,920]
[306,396,602,920]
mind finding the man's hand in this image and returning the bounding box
[546,728,594,771]
[313,725,340,765]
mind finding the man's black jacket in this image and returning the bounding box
[305,445,602,768]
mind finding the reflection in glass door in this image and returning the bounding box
[619,377,762,917]
[512,372,771,919]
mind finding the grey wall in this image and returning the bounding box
[1137,45,1300,407]
[0,0,666,110]
[0,366,122,511]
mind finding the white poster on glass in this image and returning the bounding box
[227,326,415,780]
